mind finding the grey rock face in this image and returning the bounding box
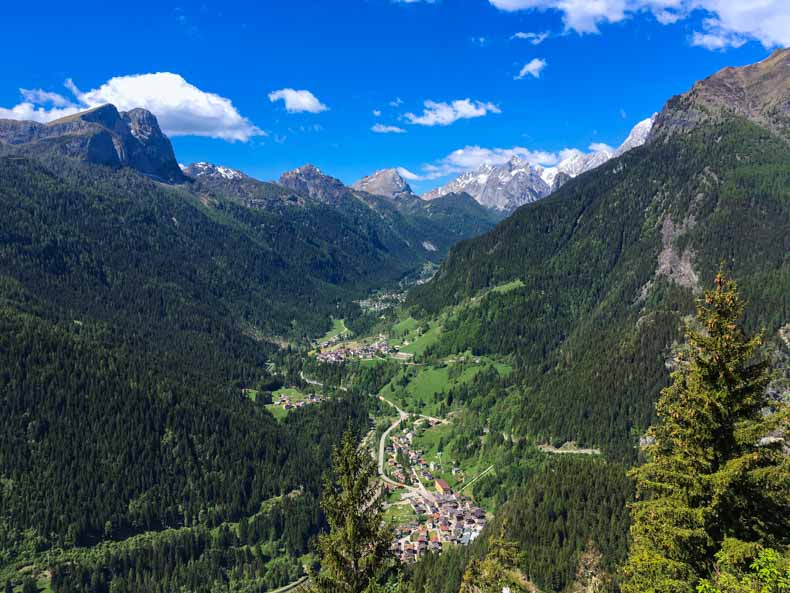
[651,48,790,142]
[0,104,187,183]
[279,164,348,204]
[424,157,550,213]
[351,168,414,199]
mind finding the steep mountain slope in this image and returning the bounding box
[0,152,377,593]
[0,104,187,183]
[410,52,790,458]
[424,115,656,211]
[351,168,415,199]
[652,47,789,141]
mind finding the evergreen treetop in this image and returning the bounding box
[622,272,789,593]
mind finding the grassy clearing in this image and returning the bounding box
[317,318,351,344]
[265,387,309,421]
[391,316,418,338]
[384,502,417,526]
[489,279,525,295]
[379,357,502,416]
[399,323,441,356]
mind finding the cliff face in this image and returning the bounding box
[0,104,187,183]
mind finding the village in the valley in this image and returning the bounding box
[381,417,488,562]
[316,337,395,363]
[309,317,492,562]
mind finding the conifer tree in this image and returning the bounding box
[621,272,789,593]
[312,430,392,593]
[460,529,533,593]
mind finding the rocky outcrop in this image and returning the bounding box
[0,104,187,183]
[651,48,790,142]
[351,168,414,199]
[278,164,348,204]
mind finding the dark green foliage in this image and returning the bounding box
[410,457,632,593]
[312,431,392,593]
[621,275,790,593]
[410,117,790,458]
[49,495,316,593]
[0,305,370,547]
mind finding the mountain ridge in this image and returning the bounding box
[0,103,187,183]
[423,114,656,212]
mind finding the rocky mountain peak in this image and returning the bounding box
[651,47,790,142]
[279,163,348,204]
[0,103,187,183]
[351,168,414,199]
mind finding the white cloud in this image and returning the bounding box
[389,97,404,107]
[396,167,422,180]
[512,31,549,44]
[0,101,82,123]
[404,99,501,127]
[372,123,406,133]
[373,109,382,117]
[268,88,328,114]
[690,17,746,50]
[0,73,264,141]
[488,0,790,48]
[19,88,73,107]
[620,108,627,119]
[515,58,547,79]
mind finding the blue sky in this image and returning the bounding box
[1,0,786,193]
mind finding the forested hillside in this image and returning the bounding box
[410,115,790,458]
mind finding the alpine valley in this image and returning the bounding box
[0,37,788,593]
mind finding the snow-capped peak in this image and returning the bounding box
[185,162,245,181]
[423,114,656,210]
[614,113,657,156]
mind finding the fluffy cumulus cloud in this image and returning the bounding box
[0,73,264,141]
[515,58,547,79]
[488,0,790,48]
[512,31,550,44]
[268,88,328,114]
[372,123,406,133]
[404,99,501,126]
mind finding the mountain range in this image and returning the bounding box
[423,114,656,212]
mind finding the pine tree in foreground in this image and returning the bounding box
[460,529,534,593]
[621,272,789,593]
[312,430,393,593]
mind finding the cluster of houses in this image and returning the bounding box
[385,421,453,485]
[273,391,324,411]
[384,421,487,562]
[356,290,406,313]
[390,484,488,562]
[316,338,393,363]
